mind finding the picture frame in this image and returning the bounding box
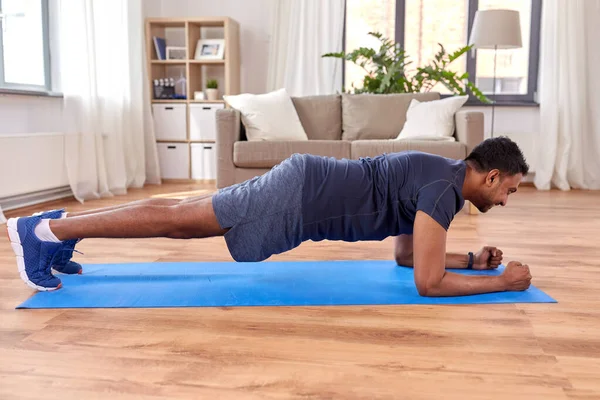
[166,46,187,60]
[194,39,225,60]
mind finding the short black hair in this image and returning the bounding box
[465,136,529,176]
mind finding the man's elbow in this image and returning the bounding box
[415,280,442,297]
[395,255,410,267]
[416,283,433,297]
[395,251,412,267]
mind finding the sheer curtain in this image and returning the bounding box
[57,0,160,203]
[534,0,600,190]
[266,0,345,96]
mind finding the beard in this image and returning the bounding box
[472,195,495,213]
[478,204,493,213]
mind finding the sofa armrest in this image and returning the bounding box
[455,110,484,156]
[216,108,242,188]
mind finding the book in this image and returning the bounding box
[153,36,166,60]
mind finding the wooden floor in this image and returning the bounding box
[1,183,599,399]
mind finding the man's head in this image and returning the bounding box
[464,137,529,213]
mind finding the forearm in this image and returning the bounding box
[397,252,470,269]
[420,271,507,297]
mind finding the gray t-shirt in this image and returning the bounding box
[301,151,467,242]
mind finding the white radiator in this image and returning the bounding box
[0,133,71,210]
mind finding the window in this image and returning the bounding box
[344,0,396,93]
[474,0,532,96]
[0,0,51,92]
[344,0,541,104]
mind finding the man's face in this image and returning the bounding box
[472,170,523,213]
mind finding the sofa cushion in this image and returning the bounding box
[342,92,441,141]
[292,95,342,140]
[351,139,467,160]
[397,95,469,140]
[234,140,351,168]
[223,88,308,141]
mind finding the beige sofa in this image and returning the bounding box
[215,92,483,188]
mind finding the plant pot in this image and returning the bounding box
[205,88,218,101]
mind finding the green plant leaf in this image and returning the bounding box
[322,32,487,99]
[448,45,472,62]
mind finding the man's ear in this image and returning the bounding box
[486,169,501,186]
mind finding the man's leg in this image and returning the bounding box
[7,194,226,291]
[50,194,226,241]
[34,194,217,275]
[64,193,214,218]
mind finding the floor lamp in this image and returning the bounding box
[469,9,522,137]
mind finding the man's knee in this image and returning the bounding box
[163,203,194,239]
[164,198,224,239]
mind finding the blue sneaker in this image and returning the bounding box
[53,240,82,275]
[7,216,63,291]
[31,209,82,275]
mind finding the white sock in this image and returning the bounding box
[61,212,68,219]
[34,219,62,243]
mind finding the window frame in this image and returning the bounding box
[0,0,52,93]
[343,0,542,105]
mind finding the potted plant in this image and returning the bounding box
[205,79,219,101]
[323,32,489,102]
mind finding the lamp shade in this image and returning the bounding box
[469,9,522,49]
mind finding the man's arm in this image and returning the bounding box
[395,234,472,269]
[412,211,516,297]
[395,235,503,269]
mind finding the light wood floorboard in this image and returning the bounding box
[1,183,599,399]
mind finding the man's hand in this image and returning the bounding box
[474,246,503,270]
[501,261,532,291]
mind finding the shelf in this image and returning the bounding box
[152,99,188,103]
[189,100,225,103]
[155,140,216,144]
[187,18,228,27]
[146,19,186,28]
[151,60,186,64]
[189,59,225,64]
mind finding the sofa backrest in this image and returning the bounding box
[291,95,342,141]
[341,92,441,140]
[289,92,442,142]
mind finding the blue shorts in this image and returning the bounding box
[212,154,307,262]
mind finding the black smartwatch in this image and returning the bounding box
[467,252,474,269]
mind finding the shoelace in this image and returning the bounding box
[43,246,62,276]
[48,240,84,269]
[58,244,84,257]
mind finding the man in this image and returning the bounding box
[7,137,532,296]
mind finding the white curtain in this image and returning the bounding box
[534,0,600,190]
[266,0,345,96]
[57,0,160,203]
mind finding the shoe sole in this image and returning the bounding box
[6,217,62,292]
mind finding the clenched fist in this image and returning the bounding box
[501,261,532,291]
[474,246,503,270]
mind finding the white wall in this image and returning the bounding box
[0,95,69,202]
[0,95,63,134]
[145,0,275,94]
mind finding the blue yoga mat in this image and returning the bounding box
[17,260,556,309]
